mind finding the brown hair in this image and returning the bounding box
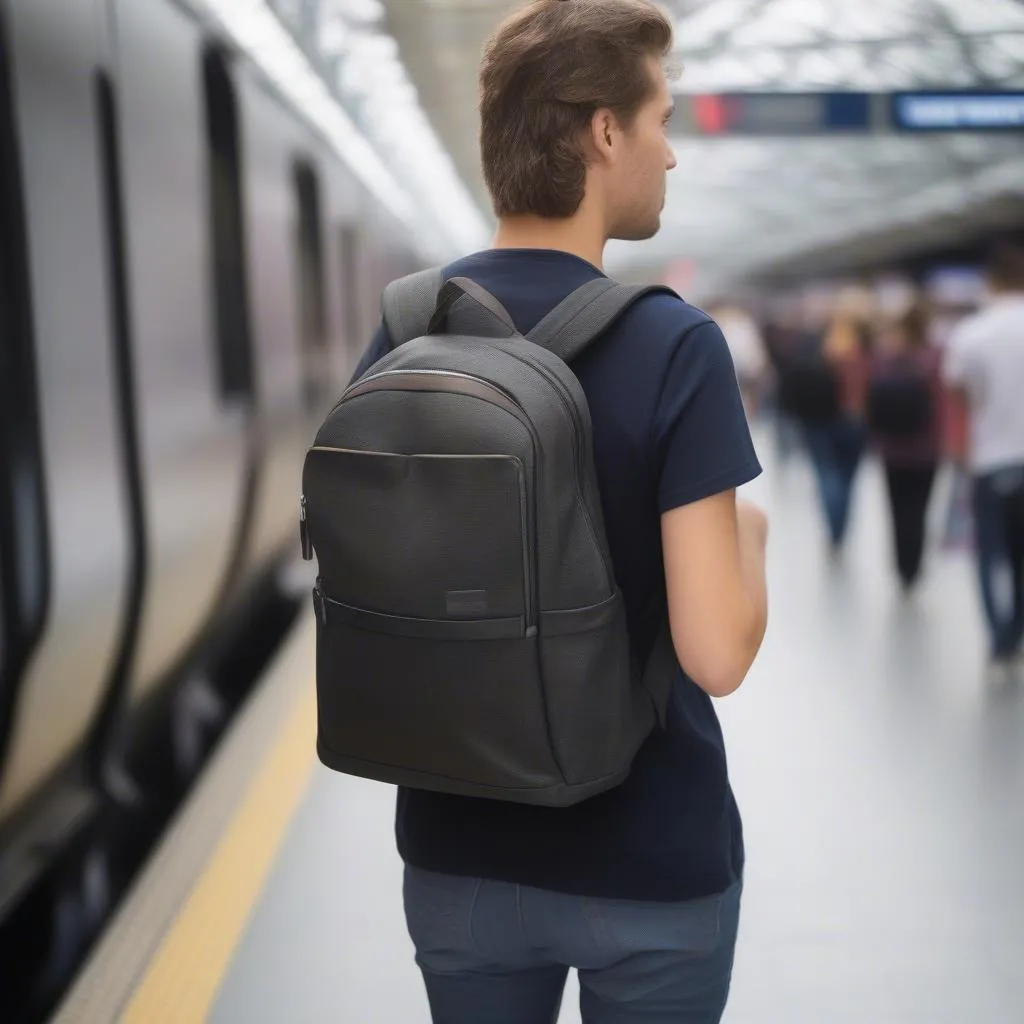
[987,243,1024,291]
[479,0,674,219]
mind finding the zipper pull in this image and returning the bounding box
[299,494,313,561]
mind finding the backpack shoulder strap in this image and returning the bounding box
[381,266,444,349]
[527,279,679,364]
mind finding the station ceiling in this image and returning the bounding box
[254,1,1024,289]
[381,0,1024,288]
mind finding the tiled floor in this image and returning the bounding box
[211,436,1024,1023]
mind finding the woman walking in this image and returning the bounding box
[796,290,873,554]
[866,303,944,591]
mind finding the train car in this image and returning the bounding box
[0,1,421,1017]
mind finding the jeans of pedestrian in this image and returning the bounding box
[403,865,743,1024]
[803,416,866,546]
[973,465,1024,657]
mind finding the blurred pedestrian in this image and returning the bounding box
[944,244,1024,663]
[866,302,943,591]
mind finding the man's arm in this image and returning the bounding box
[662,492,768,698]
[653,315,768,698]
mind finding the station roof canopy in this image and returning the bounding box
[385,0,1024,285]
[249,1,1024,287]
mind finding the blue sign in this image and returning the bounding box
[674,91,1024,135]
[893,91,1024,131]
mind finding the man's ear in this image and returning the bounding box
[589,107,618,163]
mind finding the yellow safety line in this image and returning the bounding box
[120,684,318,1024]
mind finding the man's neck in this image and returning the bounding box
[491,215,606,272]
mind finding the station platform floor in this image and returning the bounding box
[53,434,1024,1023]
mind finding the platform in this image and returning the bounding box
[52,438,1024,1023]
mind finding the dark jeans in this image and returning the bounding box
[404,865,742,1024]
[883,462,938,587]
[973,465,1024,657]
[803,416,866,546]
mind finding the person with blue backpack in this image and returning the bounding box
[300,2,770,1020]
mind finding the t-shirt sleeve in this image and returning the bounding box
[348,322,391,385]
[654,319,763,513]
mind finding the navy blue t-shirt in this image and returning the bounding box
[351,249,762,902]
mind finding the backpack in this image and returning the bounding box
[299,269,680,807]
[865,362,934,438]
[775,330,841,423]
[778,356,841,424]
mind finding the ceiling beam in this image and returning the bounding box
[673,28,1024,63]
[924,2,1002,88]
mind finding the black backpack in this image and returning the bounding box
[299,269,679,807]
[865,363,934,438]
[777,334,841,424]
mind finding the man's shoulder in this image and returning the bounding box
[613,289,718,355]
[945,310,985,357]
[952,304,1006,342]
[607,294,735,391]
[626,289,713,329]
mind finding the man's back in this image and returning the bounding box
[355,247,762,902]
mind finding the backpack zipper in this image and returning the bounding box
[299,494,312,561]
[326,369,540,634]
[312,576,326,625]
[343,368,521,411]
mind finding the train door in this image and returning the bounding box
[107,0,253,716]
[0,0,131,923]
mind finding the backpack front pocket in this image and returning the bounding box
[304,447,535,632]
[314,601,560,791]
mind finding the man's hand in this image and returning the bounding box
[662,491,769,698]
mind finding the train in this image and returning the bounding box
[0,0,425,1017]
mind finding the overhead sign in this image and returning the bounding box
[673,91,1024,136]
[682,92,874,135]
[892,91,1024,131]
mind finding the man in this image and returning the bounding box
[352,2,769,1020]
[944,244,1024,667]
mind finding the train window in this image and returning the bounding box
[202,45,254,402]
[339,224,361,347]
[293,159,327,405]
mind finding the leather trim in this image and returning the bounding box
[323,595,525,641]
[540,591,621,637]
[344,370,523,422]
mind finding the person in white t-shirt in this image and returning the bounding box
[944,245,1024,664]
[714,305,767,419]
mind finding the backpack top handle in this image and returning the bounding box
[427,276,518,336]
[382,269,518,348]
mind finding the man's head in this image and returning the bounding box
[480,0,677,242]
[987,243,1024,294]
